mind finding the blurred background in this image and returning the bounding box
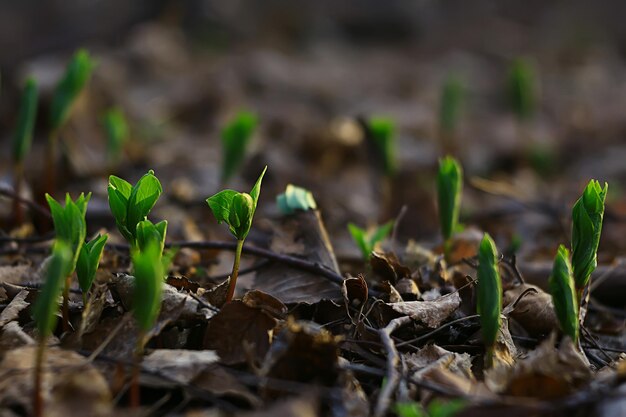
[2,0,626,263]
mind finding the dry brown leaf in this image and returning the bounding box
[503,283,558,338]
[342,274,368,307]
[142,349,219,386]
[0,321,35,355]
[404,344,474,380]
[193,364,261,407]
[370,251,412,284]
[241,394,319,417]
[387,292,461,328]
[0,264,34,285]
[0,290,29,327]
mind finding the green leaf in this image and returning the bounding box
[76,234,108,294]
[437,156,463,241]
[507,57,536,121]
[45,193,89,274]
[50,49,95,131]
[131,242,165,331]
[395,402,426,417]
[477,233,502,350]
[127,170,163,231]
[348,221,393,260]
[136,220,168,254]
[367,117,396,176]
[276,184,317,215]
[549,245,579,343]
[33,242,72,338]
[103,107,128,163]
[206,189,238,225]
[571,180,607,290]
[12,78,38,163]
[221,111,258,183]
[439,74,464,134]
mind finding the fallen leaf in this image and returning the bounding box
[0,290,29,327]
[404,344,474,380]
[387,292,461,328]
[241,394,319,417]
[142,349,219,385]
[0,321,35,355]
[342,274,368,307]
[503,283,558,338]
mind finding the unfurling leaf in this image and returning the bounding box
[221,111,258,184]
[549,245,579,343]
[33,242,72,337]
[571,180,607,292]
[132,243,165,331]
[477,233,502,352]
[76,234,108,294]
[367,117,396,176]
[276,184,317,215]
[136,220,168,254]
[347,221,394,261]
[437,156,463,241]
[12,78,38,163]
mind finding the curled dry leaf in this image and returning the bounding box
[342,274,368,307]
[387,292,461,328]
[404,344,474,381]
[0,290,29,327]
[503,283,558,338]
[370,251,412,284]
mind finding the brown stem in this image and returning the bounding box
[62,275,71,333]
[33,339,46,417]
[12,161,24,226]
[130,330,145,408]
[225,239,244,302]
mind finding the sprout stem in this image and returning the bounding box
[33,339,46,417]
[62,275,71,332]
[226,239,244,302]
[130,330,144,408]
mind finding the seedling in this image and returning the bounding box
[46,192,90,330]
[347,221,394,261]
[103,107,129,167]
[507,58,536,122]
[477,233,502,368]
[439,74,464,153]
[32,242,72,417]
[395,399,466,417]
[46,49,95,192]
[366,117,396,177]
[220,111,258,185]
[76,234,108,305]
[571,180,607,303]
[276,184,317,215]
[206,166,266,302]
[436,156,463,260]
[549,245,579,343]
[108,170,163,249]
[11,77,38,224]
[136,219,168,254]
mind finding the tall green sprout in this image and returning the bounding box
[549,245,579,343]
[477,233,502,367]
[367,117,396,177]
[571,180,607,303]
[221,111,258,184]
[76,234,108,305]
[507,58,536,122]
[437,156,463,259]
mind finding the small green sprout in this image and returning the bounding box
[347,221,394,261]
[76,234,108,305]
[477,233,502,368]
[549,245,579,343]
[395,399,466,417]
[32,241,72,417]
[207,166,266,302]
[221,111,258,184]
[108,170,163,249]
[366,117,396,177]
[11,77,38,224]
[507,58,536,121]
[276,184,317,215]
[103,107,129,166]
[571,180,607,302]
[439,74,464,135]
[437,156,463,258]
[136,219,168,254]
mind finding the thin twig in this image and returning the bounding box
[0,186,52,220]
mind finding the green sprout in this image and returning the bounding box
[366,117,396,177]
[207,166,266,302]
[32,241,72,417]
[507,58,536,121]
[76,234,108,305]
[437,156,463,259]
[136,219,168,254]
[11,77,38,224]
[549,245,579,343]
[477,233,502,368]
[347,221,394,261]
[103,107,129,166]
[276,184,317,215]
[571,180,607,302]
[439,74,464,136]
[220,111,258,184]
[395,399,466,417]
[46,192,90,330]
[108,170,163,249]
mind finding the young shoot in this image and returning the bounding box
[32,242,72,417]
[439,74,464,150]
[507,58,536,122]
[207,166,266,302]
[76,234,108,305]
[46,192,90,330]
[477,233,502,368]
[108,170,163,249]
[571,180,607,303]
[136,219,168,254]
[276,184,317,215]
[347,221,394,261]
[436,156,463,259]
[103,107,129,167]
[366,116,396,177]
[220,111,258,184]
[12,77,38,224]
[549,245,579,344]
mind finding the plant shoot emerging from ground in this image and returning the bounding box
[276,184,317,215]
[32,242,72,417]
[477,233,502,368]
[366,116,396,177]
[347,221,394,261]
[108,170,163,250]
[103,107,129,166]
[76,233,108,305]
[207,166,266,302]
[11,77,38,224]
[571,179,607,303]
[549,245,579,343]
[437,156,463,260]
[507,57,536,122]
[220,111,258,184]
